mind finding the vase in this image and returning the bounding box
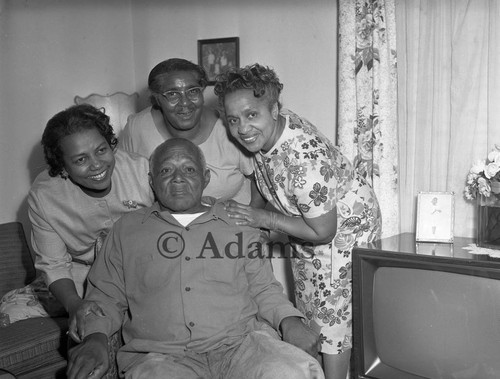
[477,186,500,249]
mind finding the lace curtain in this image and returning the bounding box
[396,0,500,238]
[337,0,399,238]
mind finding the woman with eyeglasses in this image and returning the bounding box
[214,64,382,379]
[120,58,254,204]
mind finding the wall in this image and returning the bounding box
[130,0,337,137]
[0,0,136,232]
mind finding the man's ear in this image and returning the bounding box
[203,169,211,189]
[271,102,279,120]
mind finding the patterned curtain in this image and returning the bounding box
[337,0,399,238]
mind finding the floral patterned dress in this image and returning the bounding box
[254,110,382,354]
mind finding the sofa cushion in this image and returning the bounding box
[0,275,68,325]
[0,317,68,376]
[0,285,50,323]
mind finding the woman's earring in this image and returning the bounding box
[60,170,69,180]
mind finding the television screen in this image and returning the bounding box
[353,237,500,379]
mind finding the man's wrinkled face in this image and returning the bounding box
[150,140,210,213]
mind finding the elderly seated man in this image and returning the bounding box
[67,138,324,379]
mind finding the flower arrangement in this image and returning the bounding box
[464,145,500,200]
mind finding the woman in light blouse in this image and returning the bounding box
[28,104,154,338]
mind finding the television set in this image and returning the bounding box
[352,233,500,379]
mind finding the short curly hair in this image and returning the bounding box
[148,58,208,109]
[213,63,283,110]
[42,104,117,177]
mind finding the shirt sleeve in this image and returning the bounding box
[84,225,127,337]
[243,229,304,329]
[28,190,73,286]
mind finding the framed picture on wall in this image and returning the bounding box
[416,191,455,243]
[198,37,239,85]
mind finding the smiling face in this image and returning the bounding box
[152,70,205,135]
[224,89,282,154]
[60,128,115,197]
[149,139,210,214]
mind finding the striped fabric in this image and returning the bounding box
[0,314,68,377]
[0,222,36,297]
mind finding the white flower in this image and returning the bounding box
[464,187,475,200]
[466,172,479,184]
[470,159,486,174]
[464,146,500,200]
[488,149,500,164]
[478,176,491,197]
[485,162,500,179]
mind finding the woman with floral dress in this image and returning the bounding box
[214,63,382,379]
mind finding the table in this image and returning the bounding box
[358,232,500,262]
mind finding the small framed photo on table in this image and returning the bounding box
[416,191,455,243]
[198,37,239,85]
[416,242,454,256]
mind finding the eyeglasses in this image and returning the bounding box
[157,87,204,105]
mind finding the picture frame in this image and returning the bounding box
[198,37,239,85]
[416,191,455,243]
